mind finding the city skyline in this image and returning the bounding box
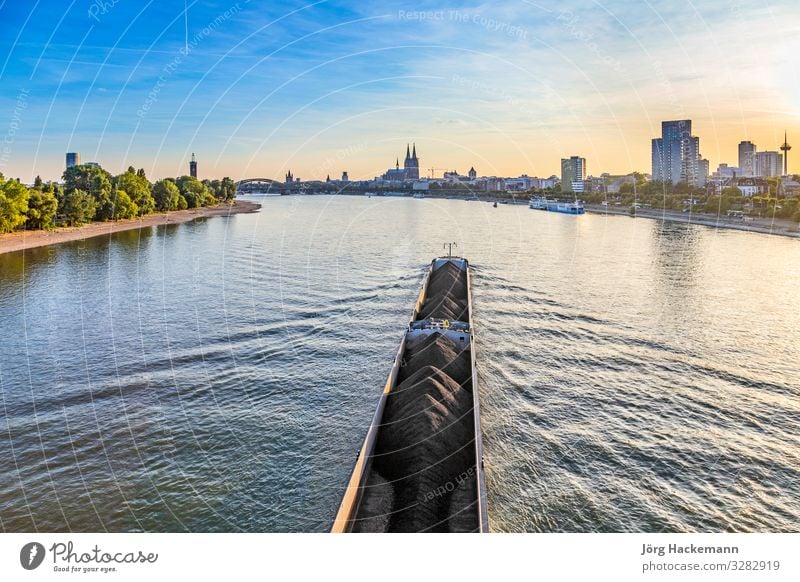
[1,0,798,182]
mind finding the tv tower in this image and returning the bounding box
[779,132,791,176]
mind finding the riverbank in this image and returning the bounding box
[317,191,800,239]
[0,200,261,255]
[582,204,800,239]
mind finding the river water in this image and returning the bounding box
[1,195,798,532]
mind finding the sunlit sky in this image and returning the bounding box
[0,0,798,182]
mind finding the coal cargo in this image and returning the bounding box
[332,257,488,533]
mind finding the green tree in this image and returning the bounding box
[25,188,59,230]
[0,179,30,233]
[60,189,97,226]
[152,179,182,211]
[221,177,236,202]
[63,164,113,221]
[111,190,139,219]
[115,166,154,215]
[704,196,732,215]
[721,186,742,197]
[176,175,214,208]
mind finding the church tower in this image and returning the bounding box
[404,143,420,180]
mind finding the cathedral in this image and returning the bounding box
[382,144,420,182]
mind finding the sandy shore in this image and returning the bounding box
[583,204,800,239]
[0,200,261,255]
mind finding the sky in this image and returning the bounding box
[0,0,798,183]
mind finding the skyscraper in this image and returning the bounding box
[190,153,197,178]
[738,141,756,177]
[561,156,586,192]
[66,152,80,169]
[755,151,783,177]
[651,120,704,186]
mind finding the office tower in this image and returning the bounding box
[190,153,197,178]
[651,120,704,186]
[738,141,756,177]
[561,156,586,192]
[66,152,80,169]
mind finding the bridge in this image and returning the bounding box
[235,178,285,194]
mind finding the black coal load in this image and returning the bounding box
[373,366,474,532]
[417,294,468,322]
[352,469,395,533]
[354,262,479,533]
[397,332,471,386]
[425,262,468,302]
[447,470,479,533]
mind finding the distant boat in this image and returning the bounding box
[529,197,585,215]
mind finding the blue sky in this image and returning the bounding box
[0,0,798,182]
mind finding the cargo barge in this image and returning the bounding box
[331,257,488,533]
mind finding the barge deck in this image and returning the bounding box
[331,257,488,533]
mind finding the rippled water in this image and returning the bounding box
[1,195,798,532]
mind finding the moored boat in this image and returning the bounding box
[331,257,488,533]
[529,196,585,214]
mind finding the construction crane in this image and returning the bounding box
[427,167,451,179]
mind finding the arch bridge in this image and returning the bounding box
[235,178,285,193]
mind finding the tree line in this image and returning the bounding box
[0,163,237,233]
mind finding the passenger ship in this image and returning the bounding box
[529,197,585,214]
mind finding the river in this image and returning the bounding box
[1,195,798,532]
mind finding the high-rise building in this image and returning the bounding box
[190,153,198,178]
[561,156,586,192]
[755,151,783,177]
[66,152,80,169]
[738,141,756,177]
[698,158,709,187]
[651,120,705,186]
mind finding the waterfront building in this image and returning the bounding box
[285,170,294,184]
[479,177,506,192]
[715,164,740,179]
[341,171,349,182]
[66,152,80,169]
[561,156,586,192]
[468,166,477,180]
[755,151,783,177]
[505,175,535,191]
[651,120,705,186]
[738,141,756,177]
[698,158,709,187]
[190,153,198,178]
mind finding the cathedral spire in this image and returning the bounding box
[406,144,411,161]
[412,143,417,160]
[396,158,400,170]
